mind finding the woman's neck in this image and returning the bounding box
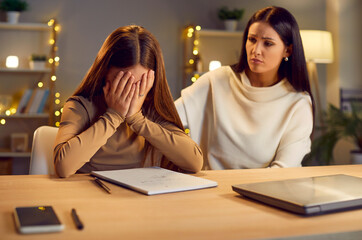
[245,68,280,87]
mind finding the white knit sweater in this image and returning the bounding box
[175,66,313,169]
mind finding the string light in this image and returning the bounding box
[49,39,55,45]
[55,99,60,104]
[10,108,16,114]
[55,121,60,127]
[5,110,10,116]
[55,111,60,116]
[55,92,60,98]
[195,25,201,31]
[189,59,194,64]
[0,119,5,125]
[54,25,61,32]
[51,75,57,81]
[48,19,54,27]
[38,82,44,88]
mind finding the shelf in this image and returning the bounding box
[196,29,243,37]
[0,149,31,158]
[0,68,51,73]
[0,22,51,31]
[0,113,49,119]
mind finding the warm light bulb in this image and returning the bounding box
[55,99,60,104]
[5,110,10,116]
[187,32,193,38]
[49,39,55,45]
[51,76,57,81]
[195,25,201,31]
[194,40,199,45]
[193,50,198,55]
[55,111,60,116]
[48,19,54,27]
[54,56,60,62]
[189,59,194,64]
[0,119,5,125]
[10,108,16,114]
[49,58,54,64]
[54,25,61,32]
[38,82,44,88]
[6,56,19,68]
[55,92,60,98]
[209,61,222,71]
[55,121,60,127]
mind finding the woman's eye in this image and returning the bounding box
[248,36,256,43]
[264,41,274,47]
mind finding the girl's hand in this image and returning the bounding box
[103,71,136,118]
[126,70,155,117]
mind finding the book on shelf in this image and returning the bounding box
[16,88,50,114]
[16,89,33,114]
[37,89,49,113]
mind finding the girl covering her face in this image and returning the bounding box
[54,25,203,177]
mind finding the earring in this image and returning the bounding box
[284,57,289,62]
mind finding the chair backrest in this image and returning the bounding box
[29,126,58,175]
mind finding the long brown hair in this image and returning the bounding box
[73,25,183,130]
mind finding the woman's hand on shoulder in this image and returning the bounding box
[127,70,155,117]
[103,71,136,118]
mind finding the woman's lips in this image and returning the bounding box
[250,58,263,64]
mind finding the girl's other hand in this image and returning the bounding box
[103,71,136,118]
[126,70,155,117]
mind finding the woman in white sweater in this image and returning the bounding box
[175,6,314,169]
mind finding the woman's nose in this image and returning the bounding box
[252,42,262,56]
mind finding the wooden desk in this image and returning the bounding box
[1,165,362,239]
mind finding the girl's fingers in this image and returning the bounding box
[139,73,147,97]
[134,81,140,99]
[146,70,155,92]
[121,75,135,98]
[110,71,124,94]
[115,71,131,96]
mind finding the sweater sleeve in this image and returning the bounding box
[54,98,124,178]
[126,111,203,173]
[271,97,313,168]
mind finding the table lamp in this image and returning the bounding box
[6,55,19,68]
[300,30,334,126]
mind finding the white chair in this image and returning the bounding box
[29,126,58,175]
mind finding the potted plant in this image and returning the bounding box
[29,54,47,70]
[304,103,362,165]
[0,0,28,24]
[218,6,244,31]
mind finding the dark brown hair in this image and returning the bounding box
[73,25,183,130]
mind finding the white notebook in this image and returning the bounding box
[91,167,218,195]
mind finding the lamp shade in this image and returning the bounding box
[300,30,334,63]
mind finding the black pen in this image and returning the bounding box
[71,208,84,230]
[94,177,112,194]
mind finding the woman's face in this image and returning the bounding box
[106,63,149,84]
[245,22,290,76]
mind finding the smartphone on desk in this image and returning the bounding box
[14,206,64,234]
